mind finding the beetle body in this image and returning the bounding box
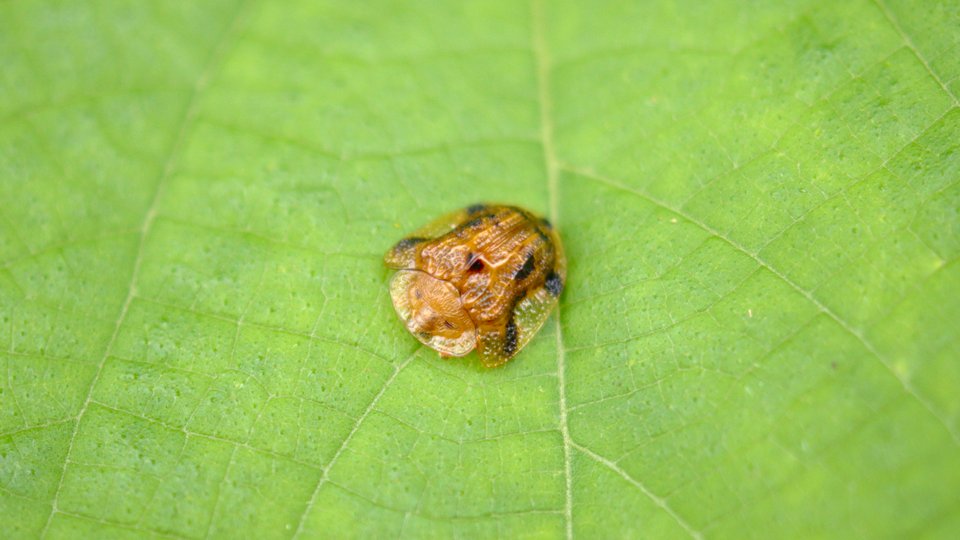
[385,204,565,367]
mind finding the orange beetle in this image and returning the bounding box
[385,204,565,367]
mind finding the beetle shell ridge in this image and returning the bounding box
[385,203,565,367]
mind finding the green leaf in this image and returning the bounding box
[2,0,959,538]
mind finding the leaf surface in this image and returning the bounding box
[2,0,959,538]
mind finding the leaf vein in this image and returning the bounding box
[873,0,959,106]
[564,163,960,446]
[38,3,256,535]
[530,2,573,539]
[290,348,419,539]
[571,441,703,539]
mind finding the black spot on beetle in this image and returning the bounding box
[544,271,563,297]
[466,203,487,215]
[514,253,535,281]
[460,215,491,229]
[540,217,553,230]
[393,237,426,251]
[466,253,484,272]
[503,319,518,356]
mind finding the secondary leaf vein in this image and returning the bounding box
[38,2,256,535]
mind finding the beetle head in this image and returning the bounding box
[389,270,476,357]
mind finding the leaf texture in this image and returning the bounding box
[1,0,959,538]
